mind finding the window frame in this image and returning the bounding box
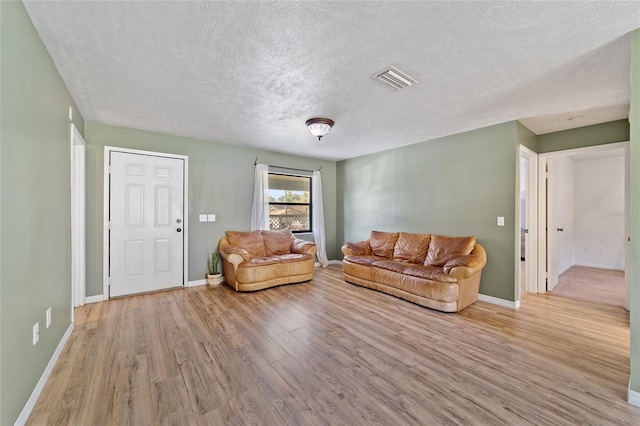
[267,172,313,234]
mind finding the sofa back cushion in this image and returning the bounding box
[369,231,400,258]
[425,235,476,266]
[226,230,266,258]
[393,232,431,264]
[262,230,295,255]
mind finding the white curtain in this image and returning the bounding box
[312,171,329,267]
[250,164,269,230]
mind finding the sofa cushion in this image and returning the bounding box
[370,231,400,258]
[262,230,295,255]
[344,255,385,266]
[343,240,371,256]
[274,253,313,263]
[403,265,458,283]
[372,260,411,274]
[238,256,280,267]
[425,235,476,267]
[393,232,431,264]
[226,230,266,257]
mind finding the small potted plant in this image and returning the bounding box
[207,251,223,287]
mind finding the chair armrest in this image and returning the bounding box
[341,240,371,256]
[443,244,487,279]
[221,246,250,269]
[291,239,317,256]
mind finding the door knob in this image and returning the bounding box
[177,228,182,232]
[557,228,564,232]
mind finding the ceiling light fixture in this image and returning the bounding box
[305,118,334,141]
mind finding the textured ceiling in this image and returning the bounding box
[23,1,640,161]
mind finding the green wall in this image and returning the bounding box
[538,119,630,153]
[629,28,640,398]
[84,123,338,297]
[0,1,85,424]
[338,122,520,301]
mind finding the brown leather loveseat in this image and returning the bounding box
[342,231,487,312]
[219,230,317,291]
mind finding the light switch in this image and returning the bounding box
[199,214,207,222]
[207,214,216,222]
[497,216,505,227]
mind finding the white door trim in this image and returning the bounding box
[103,146,189,299]
[70,124,86,313]
[537,142,629,297]
[517,145,538,301]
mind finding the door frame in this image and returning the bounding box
[537,141,629,300]
[103,146,189,300]
[70,123,86,314]
[517,145,538,301]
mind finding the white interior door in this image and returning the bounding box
[109,151,185,297]
[546,161,560,291]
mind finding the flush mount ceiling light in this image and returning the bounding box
[305,118,334,141]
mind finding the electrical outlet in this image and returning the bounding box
[68,106,73,121]
[584,246,588,252]
[46,307,52,328]
[599,246,605,253]
[33,322,40,345]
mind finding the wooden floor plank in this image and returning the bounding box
[27,264,640,425]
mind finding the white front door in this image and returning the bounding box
[109,151,185,297]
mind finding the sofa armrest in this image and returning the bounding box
[444,244,487,279]
[341,239,371,256]
[291,238,318,256]
[220,246,250,270]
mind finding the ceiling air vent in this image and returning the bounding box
[375,66,417,90]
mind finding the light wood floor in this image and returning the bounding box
[28,264,640,425]
[552,265,625,307]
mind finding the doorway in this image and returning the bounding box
[103,147,189,298]
[538,142,629,308]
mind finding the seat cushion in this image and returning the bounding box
[369,231,400,259]
[226,230,266,258]
[238,256,280,267]
[372,260,411,274]
[274,253,313,263]
[403,265,458,283]
[262,230,295,255]
[425,235,476,267]
[393,232,431,264]
[343,255,385,266]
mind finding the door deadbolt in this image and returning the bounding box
[177,219,182,224]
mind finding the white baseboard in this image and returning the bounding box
[628,384,640,408]
[15,323,74,426]
[558,264,572,275]
[187,279,207,287]
[84,294,104,304]
[478,294,519,309]
[571,262,624,272]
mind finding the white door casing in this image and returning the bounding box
[104,148,188,298]
[71,124,86,309]
[518,146,538,300]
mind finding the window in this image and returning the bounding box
[268,173,312,232]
